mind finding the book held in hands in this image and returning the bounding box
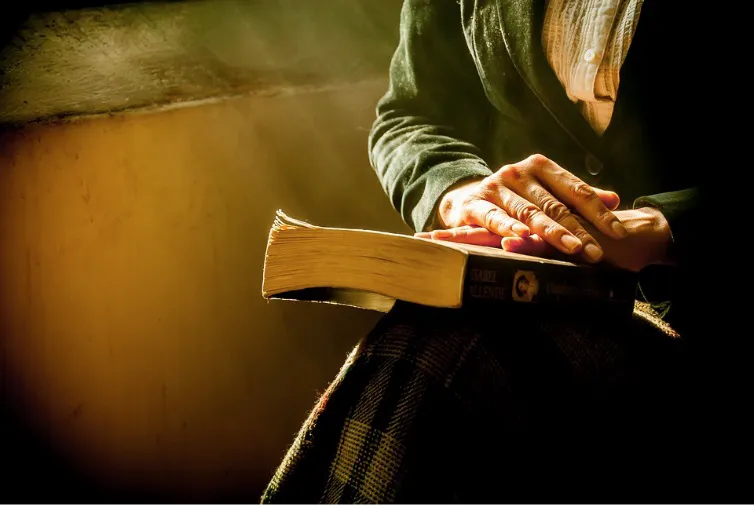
[261,210,638,316]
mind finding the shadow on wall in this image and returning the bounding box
[0,79,410,501]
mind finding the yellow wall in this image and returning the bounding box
[0,78,409,500]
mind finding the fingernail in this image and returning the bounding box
[512,223,530,237]
[611,220,628,238]
[432,229,453,238]
[502,237,523,251]
[584,243,603,261]
[560,234,581,252]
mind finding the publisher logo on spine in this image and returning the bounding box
[512,270,538,302]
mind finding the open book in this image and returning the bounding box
[261,210,638,315]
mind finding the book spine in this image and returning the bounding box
[462,255,638,316]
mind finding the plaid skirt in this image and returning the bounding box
[261,301,735,503]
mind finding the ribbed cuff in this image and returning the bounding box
[633,188,698,264]
[410,161,492,232]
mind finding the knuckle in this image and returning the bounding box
[476,186,497,201]
[483,208,500,230]
[528,185,549,204]
[459,203,476,225]
[514,202,542,224]
[526,153,550,167]
[570,181,598,202]
[501,220,517,233]
[459,190,485,211]
[479,176,503,196]
[461,192,479,207]
[571,227,594,242]
[497,164,521,182]
[542,222,563,238]
[595,208,616,224]
[540,198,571,223]
[479,174,496,189]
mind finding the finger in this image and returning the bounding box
[544,171,627,238]
[499,162,614,263]
[536,187,604,262]
[572,229,603,263]
[500,172,604,261]
[415,227,504,247]
[463,199,530,237]
[569,214,617,264]
[492,185,583,255]
[520,155,628,239]
[428,226,503,247]
[593,187,620,210]
[501,235,552,257]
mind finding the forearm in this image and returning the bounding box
[370,120,492,232]
[368,0,493,232]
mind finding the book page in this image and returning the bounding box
[274,209,579,268]
[439,241,579,268]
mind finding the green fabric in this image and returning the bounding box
[634,188,699,265]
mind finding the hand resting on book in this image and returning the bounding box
[418,206,673,273]
[437,154,627,264]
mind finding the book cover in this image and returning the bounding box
[461,251,637,316]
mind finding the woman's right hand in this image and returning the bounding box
[436,154,627,263]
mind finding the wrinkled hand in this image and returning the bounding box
[419,207,673,272]
[437,154,628,263]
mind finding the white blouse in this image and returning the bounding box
[542,0,644,135]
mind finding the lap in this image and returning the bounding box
[263,301,712,503]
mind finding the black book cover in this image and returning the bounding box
[462,254,638,317]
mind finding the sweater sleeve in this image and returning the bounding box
[632,188,699,326]
[368,0,494,232]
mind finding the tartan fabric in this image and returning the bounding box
[261,301,718,503]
